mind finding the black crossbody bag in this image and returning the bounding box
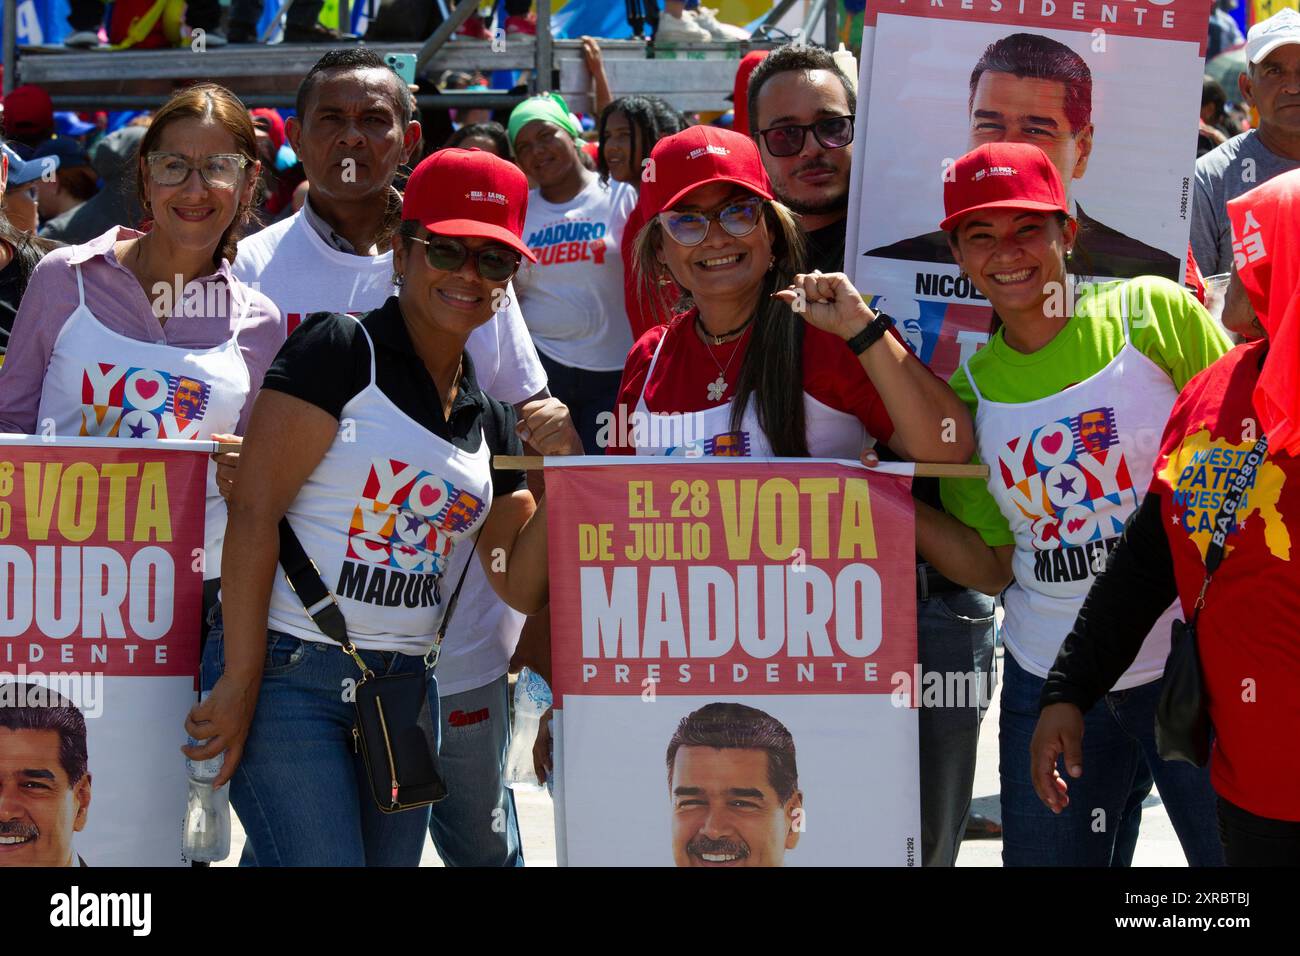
[1156,434,1268,767]
[278,517,479,812]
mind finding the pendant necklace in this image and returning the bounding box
[697,316,753,401]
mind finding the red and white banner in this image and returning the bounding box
[0,438,207,867]
[845,0,1210,382]
[547,458,921,867]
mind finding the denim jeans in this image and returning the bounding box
[202,612,440,867]
[999,652,1224,866]
[536,351,623,454]
[917,587,997,867]
[427,675,524,867]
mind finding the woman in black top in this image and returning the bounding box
[185,148,581,866]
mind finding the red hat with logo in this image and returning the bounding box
[939,142,1069,232]
[402,147,536,261]
[2,84,55,140]
[641,125,773,219]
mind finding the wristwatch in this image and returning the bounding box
[845,312,896,356]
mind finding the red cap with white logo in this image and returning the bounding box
[940,142,1069,232]
[641,126,774,218]
[402,148,537,261]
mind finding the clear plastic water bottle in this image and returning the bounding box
[504,668,553,792]
[182,692,231,863]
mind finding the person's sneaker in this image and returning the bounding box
[63,30,101,49]
[189,29,229,47]
[226,20,258,43]
[655,10,712,43]
[283,22,342,43]
[457,16,492,39]
[691,6,750,41]
[505,13,537,36]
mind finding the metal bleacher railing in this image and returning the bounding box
[3,0,839,113]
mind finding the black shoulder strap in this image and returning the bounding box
[278,516,350,645]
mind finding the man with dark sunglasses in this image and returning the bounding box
[747,44,857,273]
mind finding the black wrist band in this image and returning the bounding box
[846,312,895,356]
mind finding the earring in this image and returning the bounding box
[767,255,776,272]
[393,273,405,287]
[496,293,512,310]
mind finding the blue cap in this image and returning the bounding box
[2,142,59,189]
[54,111,97,137]
[33,136,91,169]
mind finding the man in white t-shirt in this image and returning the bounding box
[233,49,552,867]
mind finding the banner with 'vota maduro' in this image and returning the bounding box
[547,458,920,867]
[845,0,1209,382]
[0,438,207,867]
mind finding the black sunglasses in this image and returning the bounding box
[755,115,855,158]
[409,235,522,282]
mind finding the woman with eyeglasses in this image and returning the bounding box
[609,126,972,471]
[508,93,639,452]
[187,148,580,866]
[0,84,282,619]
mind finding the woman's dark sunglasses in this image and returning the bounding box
[755,115,855,158]
[409,235,522,282]
[658,197,766,247]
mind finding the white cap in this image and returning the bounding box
[1246,8,1300,65]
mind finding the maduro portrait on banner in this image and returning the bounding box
[0,438,206,866]
[546,458,921,867]
[847,0,1209,380]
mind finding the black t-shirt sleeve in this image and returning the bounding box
[481,394,527,498]
[261,311,370,419]
[1040,490,1180,712]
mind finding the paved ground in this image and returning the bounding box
[219,649,1189,867]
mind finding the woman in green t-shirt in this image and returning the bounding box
[916,143,1230,867]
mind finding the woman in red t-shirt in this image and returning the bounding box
[1031,169,1300,865]
[608,125,973,465]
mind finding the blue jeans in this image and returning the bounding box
[999,652,1224,866]
[428,675,524,867]
[202,614,440,867]
[917,587,998,867]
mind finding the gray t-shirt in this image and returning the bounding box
[1191,130,1300,276]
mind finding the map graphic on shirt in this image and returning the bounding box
[1157,429,1290,562]
[338,457,487,610]
[997,405,1136,582]
[79,363,213,439]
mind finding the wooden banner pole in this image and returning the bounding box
[492,456,989,479]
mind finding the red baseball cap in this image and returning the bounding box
[402,148,536,262]
[2,84,55,139]
[641,126,773,219]
[940,142,1069,232]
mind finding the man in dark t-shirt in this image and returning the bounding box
[750,43,1001,868]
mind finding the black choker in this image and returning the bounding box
[696,313,755,346]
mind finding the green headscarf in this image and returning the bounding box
[507,92,581,149]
